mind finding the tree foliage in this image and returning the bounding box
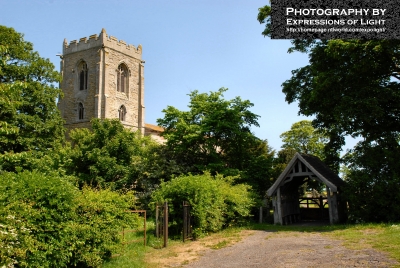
[272,147,297,179]
[157,88,261,173]
[65,119,157,190]
[343,140,400,222]
[282,40,400,145]
[258,6,400,222]
[281,40,400,221]
[258,6,400,149]
[257,5,272,37]
[238,138,275,197]
[157,88,275,196]
[0,25,64,156]
[280,120,328,159]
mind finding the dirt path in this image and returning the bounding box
[182,230,398,268]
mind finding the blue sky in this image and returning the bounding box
[1,0,347,152]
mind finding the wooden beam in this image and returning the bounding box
[330,191,339,223]
[290,172,315,177]
[326,186,333,224]
[277,187,282,225]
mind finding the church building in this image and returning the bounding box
[57,28,163,141]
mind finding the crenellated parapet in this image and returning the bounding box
[63,28,142,59]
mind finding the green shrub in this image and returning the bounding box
[150,173,254,238]
[66,187,139,267]
[0,171,139,267]
[65,119,156,190]
[0,171,78,267]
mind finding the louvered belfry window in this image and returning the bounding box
[117,64,128,93]
[79,62,88,90]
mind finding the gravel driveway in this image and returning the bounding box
[183,230,398,268]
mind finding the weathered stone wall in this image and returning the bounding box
[59,46,99,132]
[58,29,145,134]
[102,46,143,130]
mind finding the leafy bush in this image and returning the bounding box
[0,146,71,175]
[67,187,139,266]
[0,171,139,267]
[150,173,254,238]
[65,119,157,190]
[0,171,77,267]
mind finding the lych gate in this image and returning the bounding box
[267,153,345,225]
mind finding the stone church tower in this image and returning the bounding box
[58,28,145,134]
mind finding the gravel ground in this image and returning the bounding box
[183,230,398,268]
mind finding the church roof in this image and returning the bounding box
[144,123,164,132]
[267,152,344,196]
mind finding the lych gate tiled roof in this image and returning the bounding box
[300,154,344,188]
[267,152,344,196]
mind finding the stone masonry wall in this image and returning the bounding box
[58,29,145,134]
[59,47,99,132]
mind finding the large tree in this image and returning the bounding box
[0,26,64,156]
[157,88,275,196]
[280,120,328,160]
[258,8,400,166]
[157,88,261,173]
[282,39,400,151]
[258,6,400,221]
[65,119,157,189]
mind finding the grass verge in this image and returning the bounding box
[103,221,400,268]
[325,223,400,264]
[251,222,400,267]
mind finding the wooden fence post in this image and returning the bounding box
[183,201,193,242]
[155,205,159,238]
[164,201,168,248]
[183,201,187,242]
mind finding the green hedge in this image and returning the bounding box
[150,173,254,238]
[0,171,139,267]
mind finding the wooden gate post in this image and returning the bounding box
[319,195,324,220]
[164,201,168,248]
[183,201,188,242]
[183,201,193,242]
[155,205,159,238]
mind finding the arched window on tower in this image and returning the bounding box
[78,102,84,120]
[79,62,88,91]
[117,64,128,93]
[118,105,126,121]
